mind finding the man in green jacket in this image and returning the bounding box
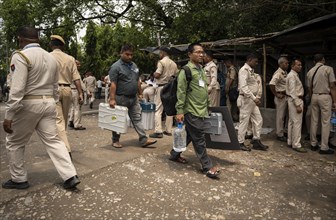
[169,42,220,179]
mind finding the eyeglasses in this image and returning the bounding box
[192,51,205,55]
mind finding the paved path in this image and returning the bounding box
[0,101,335,219]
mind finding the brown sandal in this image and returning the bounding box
[169,156,188,164]
[112,142,123,148]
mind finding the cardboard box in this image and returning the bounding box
[98,103,128,133]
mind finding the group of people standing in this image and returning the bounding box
[270,55,335,154]
[3,26,335,191]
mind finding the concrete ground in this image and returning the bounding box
[0,100,335,220]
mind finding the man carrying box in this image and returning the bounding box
[108,44,157,148]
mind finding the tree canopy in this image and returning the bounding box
[0,0,335,77]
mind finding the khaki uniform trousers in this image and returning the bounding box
[84,91,88,105]
[310,94,332,150]
[143,86,155,103]
[154,86,173,133]
[56,86,72,151]
[287,98,303,149]
[237,96,263,143]
[226,95,239,122]
[69,89,83,128]
[305,104,321,135]
[274,96,288,137]
[87,88,95,104]
[105,86,109,103]
[6,98,77,182]
[209,88,220,107]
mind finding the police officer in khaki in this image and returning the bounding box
[2,26,80,190]
[204,50,220,107]
[237,54,268,151]
[269,57,289,142]
[224,57,239,122]
[307,54,336,155]
[149,46,178,138]
[50,35,83,157]
[83,71,96,109]
[286,59,307,153]
[69,60,86,130]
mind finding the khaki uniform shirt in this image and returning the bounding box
[5,43,58,120]
[84,76,97,93]
[286,70,304,106]
[155,56,178,85]
[70,77,85,91]
[50,49,80,85]
[269,67,287,92]
[238,63,261,100]
[306,63,335,94]
[226,65,238,89]
[204,61,220,91]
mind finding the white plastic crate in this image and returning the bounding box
[204,112,223,135]
[126,112,155,130]
[98,103,128,133]
[142,111,155,130]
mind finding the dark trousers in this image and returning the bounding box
[96,88,102,99]
[112,95,147,144]
[170,113,213,170]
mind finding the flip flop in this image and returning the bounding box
[205,167,220,179]
[112,142,123,148]
[169,156,188,164]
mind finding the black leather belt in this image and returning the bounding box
[313,93,330,95]
[158,83,167,87]
[59,84,70,87]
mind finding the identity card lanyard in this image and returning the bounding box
[197,68,205,88]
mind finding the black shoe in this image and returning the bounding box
[63,176,80,190]
[319,149,334,155]
[310,145,319,151]
[149,133,163,138]
[276,136,287,142]
[251,139,268,151]
[2,180,29,189]
[329,142,336,149]
[304,135,310,141]
[68,121,74,128]
[89,103,93,109]
[283,132,288,138]
[287,145,292,148]
[240,143,251,151]
[163,131,172,136]
[74,126,86,130]
[293,147,307,153]
[245,134,253,139]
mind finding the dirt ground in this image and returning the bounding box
[0,102,335,219]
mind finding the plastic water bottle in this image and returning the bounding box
[330,112,336,132]
[173,123,186,152]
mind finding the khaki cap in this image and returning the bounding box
[50,35,65,45]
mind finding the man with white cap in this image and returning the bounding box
[50,34,83,158]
